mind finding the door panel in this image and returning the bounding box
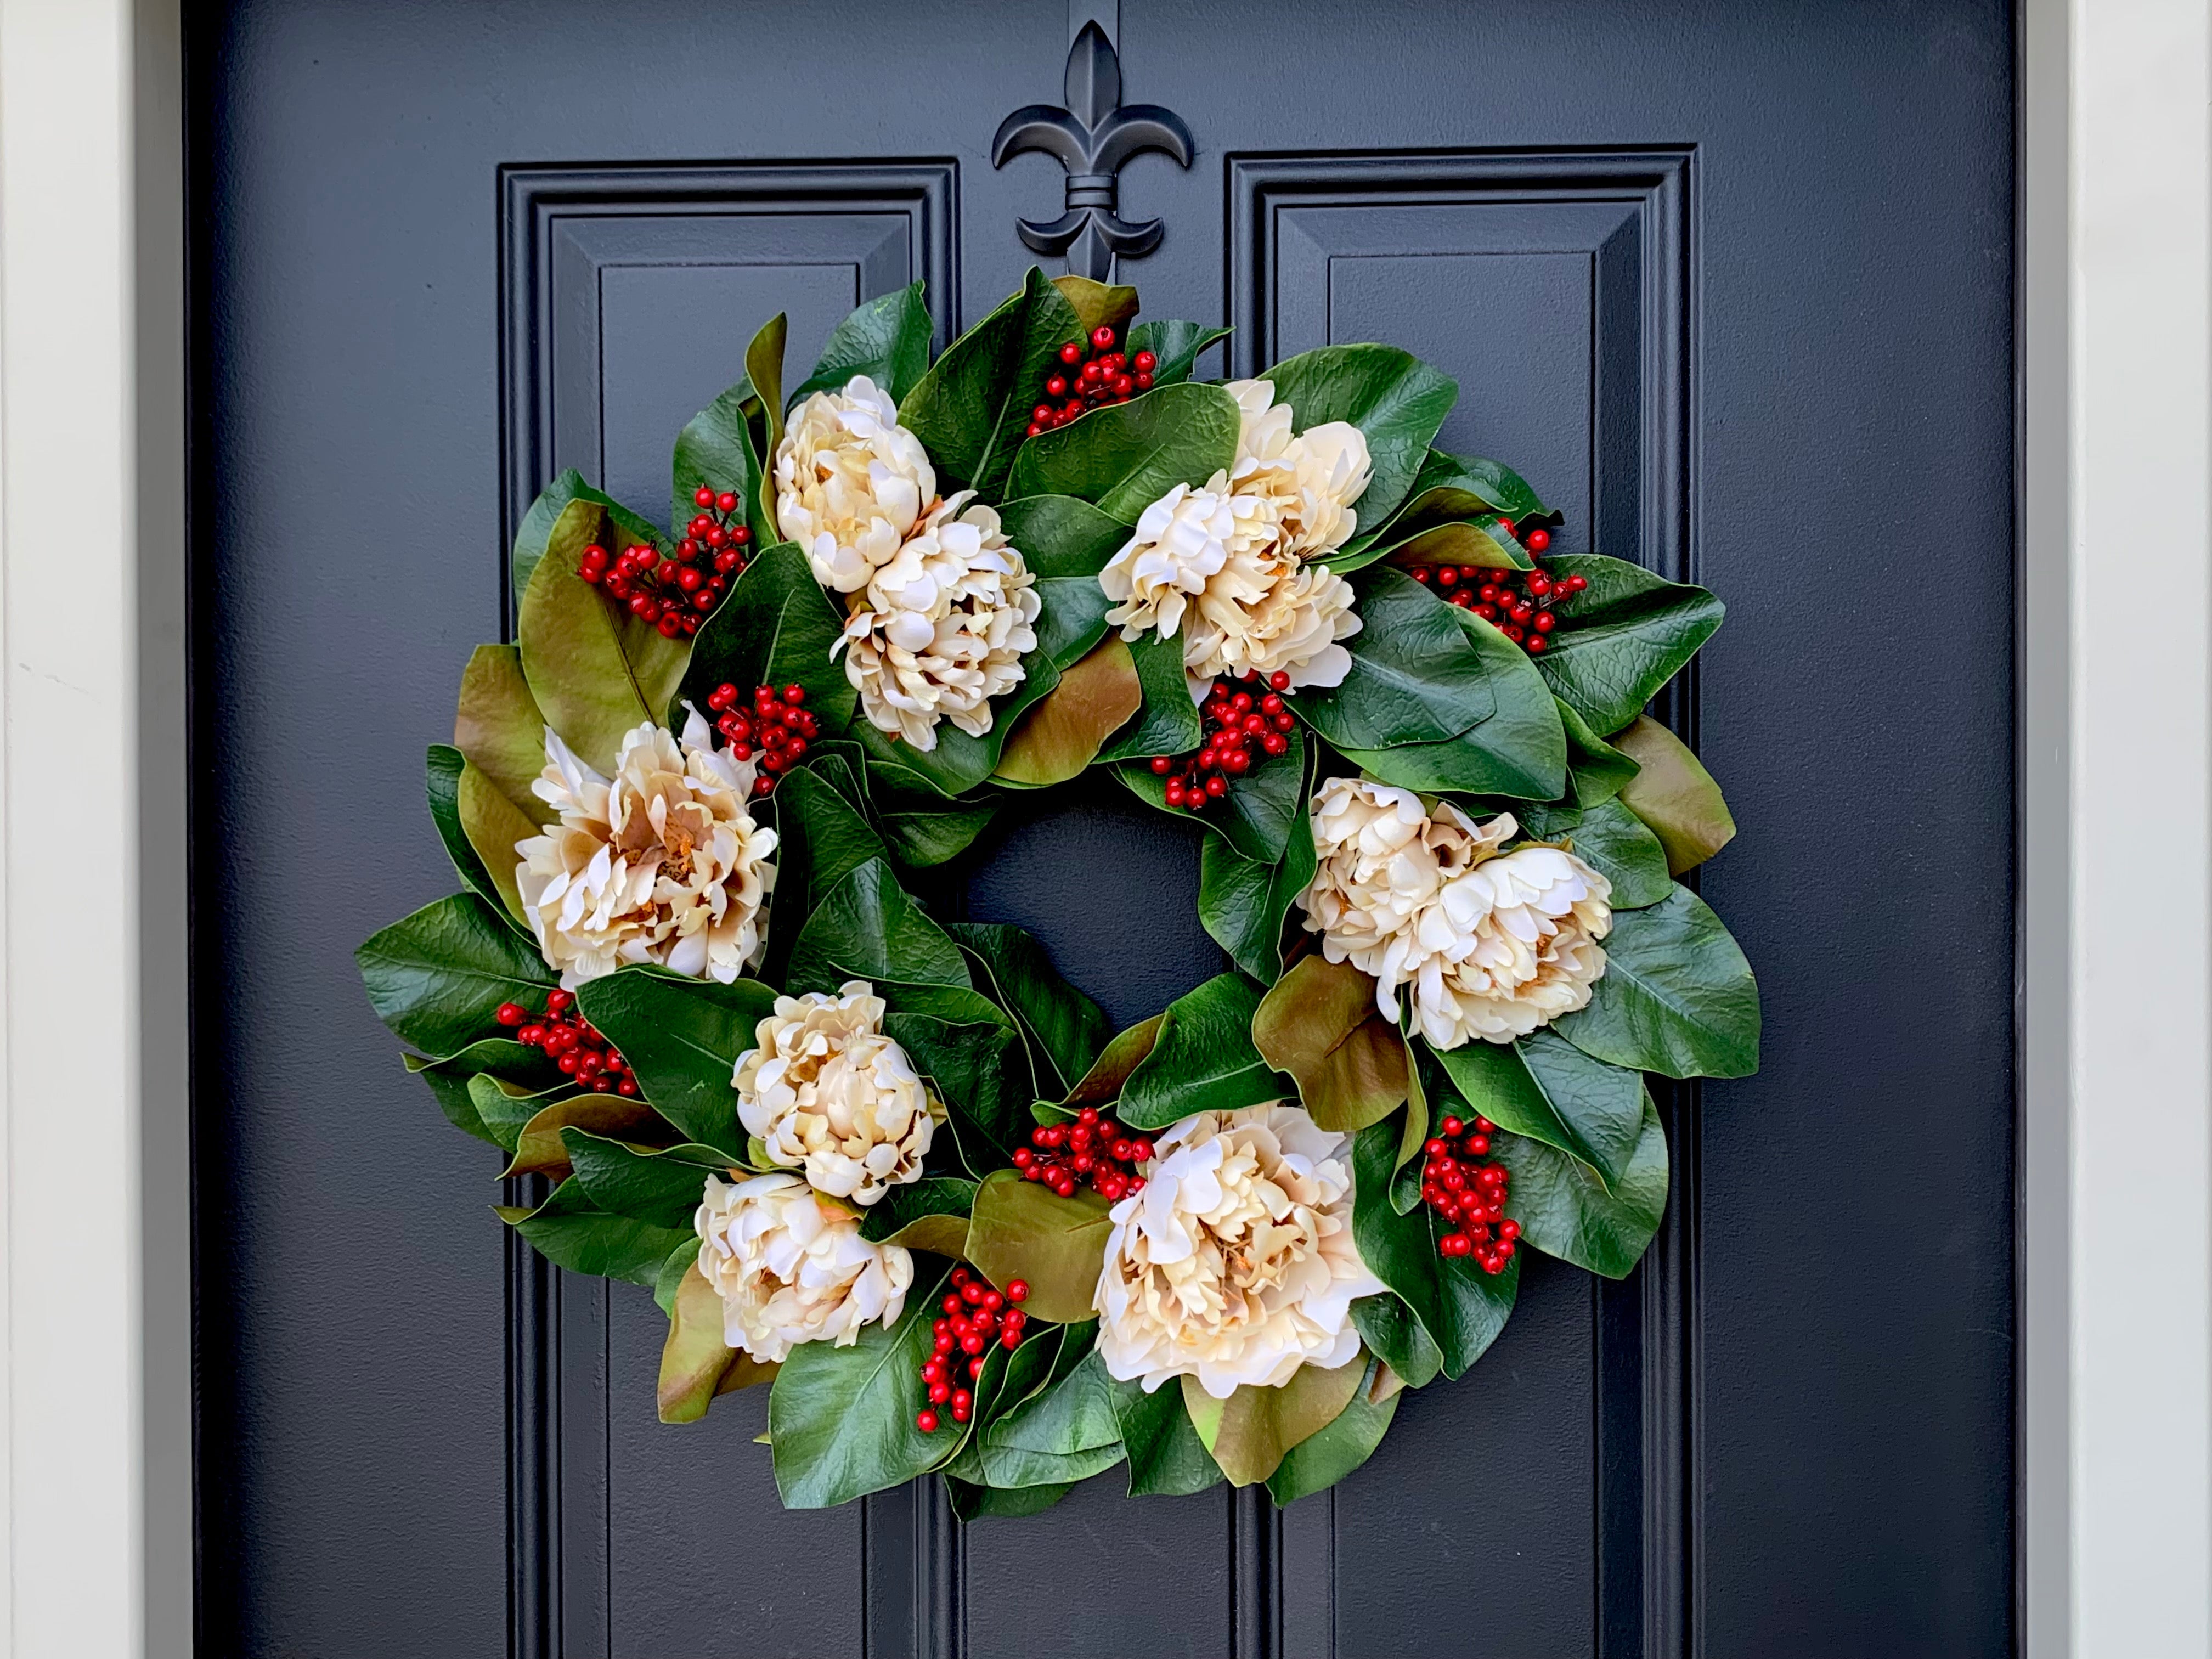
[190,2,2014,1655]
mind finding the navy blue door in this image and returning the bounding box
[190,3,2015,1654]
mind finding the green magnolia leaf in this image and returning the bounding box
[1555,884,1760,1079]
[859,1175,978,1254]
[672,373,777,554]
[512,469,668,619]
[1250,955,1409,1134]
[517,498,691,773]
[357,892,555,1059]
[1064,1015,1164,1108]
[900,268,1081,498]
[561,1128,729,1229]
[1331,516,1533,576]
[789,282,934,406]
[1514,797,1672,910]
[785,857,973,1000]
[1295,566,1494,747]
[998,493,1128,675]
[964,1169,1113,1324]
[658,1256,776,1423]
[1181,1354,1366,1487]
[1265,1356,1401,1504]
[454,643,552,823]
[995,638,1143,787]
[1116,720,1307,865]
[1127,320,1232,388]
[770,1260,956,1507]
[976,1348,1126,1489]
[948,922,1113,1098]
[1555,697,1640,808]
[1494,1091,1669,1279]
[1097,630,1204,763]
[764,765,890,984]
[676,541,858,736]
[573,966,776,1152]
[1109,1370,1226,1496]
[1339,449,1547,565]
[654,1237,702,1314]
[885,1014,1028,1177]
[425,746,527,930]
[1118,974,1291,1131]
[866,753,1002,867]
[1534,555,1723,736]
[1261,345,1458,531]
[404,1037,558,1146]
[455,761,537,922]
[1348,1293,1444,1390]
[501,1092,672,1180]
[462,1070,579,1156]
[744,314,789,534]
[1350,1115,1519,1378]
[501,1177,691,1288]
[1430,1030,1644,1186]
[1051,274,1140,337]
[946,1478,1078,1521]
[1198,809,1317,985]
[1611,716,1737,875]
[1008,382,1242,521]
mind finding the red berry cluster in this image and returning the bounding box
[1024,325,1157,438]
[1146,669,1298,812]
[1418,1113,1520,1270]
[495,989,638,1096]
[917,1267,1031,1434]
[1407,520,1585,656]
[703,681,817,799]
[577,483,753,640]
[1011,1105,1152,1202]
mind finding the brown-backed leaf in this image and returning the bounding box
[746,313,788,534]
[1180,1352,1367,1487]
[1250,955,1409,1133]
[501,1093,670,1179]
[517,498,689,773]
[659,1260,738,1423]
[964,1168,1113,1324]
[456,759,537,919]
[1610,715,1737,875]
[455,644,552,822]
[1064,1014,1163,1108]
[993,636,1142,787]
[1051,275,1140,338]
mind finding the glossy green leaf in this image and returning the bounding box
[357,892,554,1059]
[1251,955,1409,1133]
[789,282,934,406]
[946,1477,1079,1521]
[1330,516,1534,576]
[1118,974,1291,1131]
[786,856,971,1000]
[1109,1370,1225,1496]
[1182,1354,1366,1488]
[1555,697,1640,808]
[573,966,777,1152]
[859,1176,978,1255]
[1261,345,1458,531]
[770,1260,957,1508]
[1265,1356,1401,1504]
[512,469,667,619]
[998,493,1128,675]
[1115,720,1306,866]
[965,1169,1113,1325]
[764,765,889,984]
[975,1348,1126,1488]
[744,314,788,532]
[560,1128,729,1229]
[658,1255,777,1423]
[948,922,1113,1098]
[885,1014,1027,1177]
[1296,566,1494,747]
[456,761,537,922]
[454,642,552,823]
[501,1177,691,1288]
[1350,1114,1519,1378]
[1514,797,1673,911]
[425,745,528,930]
[403,1037,558,1146]
[1430,1030,1644,1186]
[1611,716,1738,875]
[672,376,777,556]
[1007,381,1242,521]
[1064,1014,1164,1109]
[900,268,1081,498]
[654,1237,702,1315]
[462,1070,579,1156]
[1348,1293,1444,1390]
[1533,555,1724,736]
[1495,1091,1669,1279]
[1198,807,1317,985]
[1127,319,1231,388]
[1555,884,1760,1079]
[1338,449,1547,565]
[676,540,857,737]
[1097,630,1204,763]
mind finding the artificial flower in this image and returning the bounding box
[775,374,934,592]
[1224,378,1373,559]
[694,1171,913,1361]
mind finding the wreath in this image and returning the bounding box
[358,270,1758,1518]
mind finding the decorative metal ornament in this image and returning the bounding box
[992,22,1194,282]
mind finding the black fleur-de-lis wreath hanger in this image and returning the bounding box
[992,21,1195,281]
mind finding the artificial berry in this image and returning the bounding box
[1015,1114,1149,1200]
[1397,518,1578,657]
[706,683,819,797]
[1420,1111,1516,1271]
[579,496,751,633]
[498,992,635,1094]
[1143,670,1299,816]
[1024,324,1154,437]
[914,1267,1041,1431]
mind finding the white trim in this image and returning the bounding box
[0,3,2202,1655]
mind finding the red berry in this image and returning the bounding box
[546,989,574,1013]
[1006,1279,1029,1303]
[715,490,738,514]
[916,1409,939,1432]
[1091,325,1115,349]
[1059,340,1084,364]
[1268,671,1291,691]
[1526,635,1547,653]
[496,1002,527,1026]
[694,484,716,508]
[1524,527,1551,552]
[1133,350,1156,372]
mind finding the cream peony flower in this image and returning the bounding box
[834,493,1040,752]
[775,374,935,593]
[1223,379,1373,560]
[516,713,777,988]
[1098,471,1362,698]
[1298,777,1613,1049]
[733,981,938,1205]
[695,1171,914,1361]
[1095,1103,1383,1399]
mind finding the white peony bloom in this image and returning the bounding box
[516,714,777,988]
[1095,1102,1383,1399]
[835,493,1040,752]
[695,1170,914,1361]
[1299,776,1613,1049]
[775,374,935,593]
[733,980,938,1206]
[1098,471,1362,699]
[1223,378,1373,560]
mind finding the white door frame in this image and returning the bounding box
[0,1,2197,1654]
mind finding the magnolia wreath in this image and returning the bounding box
[358,272,1758,1517]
